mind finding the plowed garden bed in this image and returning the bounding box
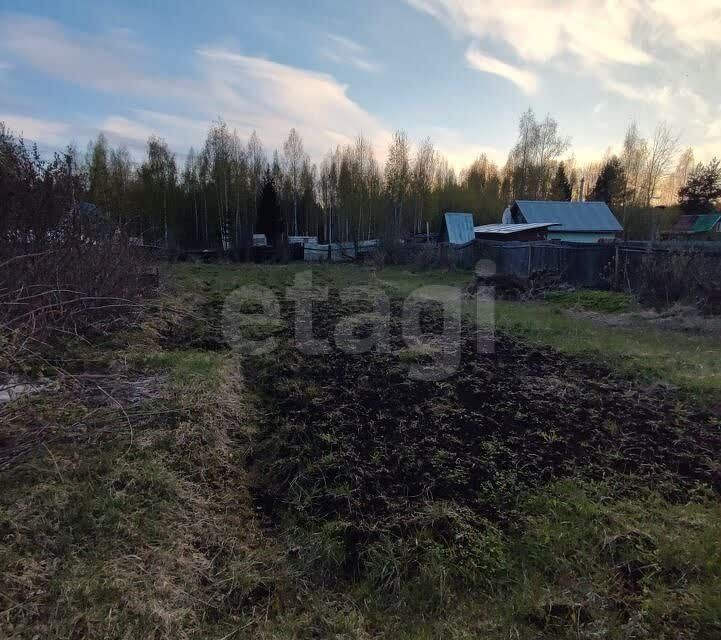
[246,292,721,585]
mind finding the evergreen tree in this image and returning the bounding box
[591,156,627,212]
[678,158,721,213]
[550,162,572,200]
[256,168,282,245]
[138,136,177,246]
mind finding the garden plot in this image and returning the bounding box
[245,291,721,588]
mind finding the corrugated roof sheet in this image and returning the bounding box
[474,223,559,234]
[514,200,622,232]
[670,214,721,234]
[693,214,721,233]
[443,212,475,244]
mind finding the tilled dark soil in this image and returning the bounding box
[245,293,721,572]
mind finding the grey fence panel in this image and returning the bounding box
[563,243,615,287]
[478,240,615,288]
[303,240,379,262]
[477,242,531,276]
[477,239,721,292]
[362,240,721,289]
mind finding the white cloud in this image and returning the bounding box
[406,0,653,68]
[321,34,380,72]
[426,125,505,167]
[0,113,72,145]
[94,111,209,158]
[99,116,159,148]
[650,0,721,54]
[709,119,721,140]
[407,0,721,160]
[406,0,720,102]
[195,48,390,158]
[3,9,719,167]
[465,46,538,94]
[600,77,668,104]
[0,15,191,99]
[0,15,391,162]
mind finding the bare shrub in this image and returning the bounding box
[638,250,721,311]
[369,239,443,269]
[365,246,386,270]
[377,238,408,265]
[0,124,154,367]
[412,243,439,270]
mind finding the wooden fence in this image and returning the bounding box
[474,240,721,292]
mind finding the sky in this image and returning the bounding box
[0,1,720,169]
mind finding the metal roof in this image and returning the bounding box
[670,214,721,234]
[513,200,623,232]
[443,212,475,244]
[474,222,559,234]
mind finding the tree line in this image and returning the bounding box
[3,110,719,251]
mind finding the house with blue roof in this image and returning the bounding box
[502,200,623,243]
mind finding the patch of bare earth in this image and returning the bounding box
[247,293,721,583]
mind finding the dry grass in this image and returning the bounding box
[0,284,291,639]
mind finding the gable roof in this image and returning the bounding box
[512,200,622,233]
[442,212,475,244]
[670,213,721,234]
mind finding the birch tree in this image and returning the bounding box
[411,137,436,234]
[283,128,306,236]
[534,115,570,198]
[621,123,648,208]
[108,145,133,224]
[247,131,266,227]
[384,130,410,236]
[86,133,111,212]
[643,122,679,207]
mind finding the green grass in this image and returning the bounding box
[494,300,721,405]
[544,289,633,313]
[281,480,721,639]
[165,262,721,404]
[132,349,227,387]
[514,481,721,636]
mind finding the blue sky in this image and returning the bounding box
[1,1,719,168]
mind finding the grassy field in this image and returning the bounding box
[1,262,720,639]
[167,262,721,404]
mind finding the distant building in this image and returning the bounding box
[503,200,623,243]
[474,222,559,242]
[439,212,475,245]
[664,213,721,239]
[288,235,319,246]
[252,234,268,246]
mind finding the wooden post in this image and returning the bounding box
[614,244,620,290]
[527,244,532,277]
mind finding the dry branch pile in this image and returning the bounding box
[1,124,159,469]
[465,270,575,301]
[1,125,155,361]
